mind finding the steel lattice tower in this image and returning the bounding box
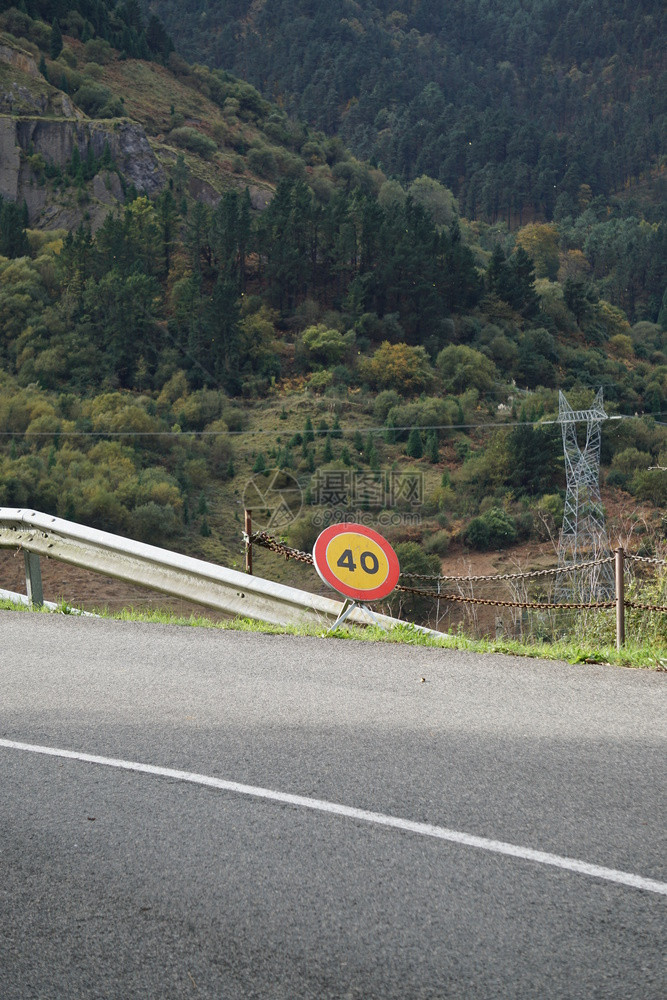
[556,389,614,601]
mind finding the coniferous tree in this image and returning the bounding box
[50,19,63,60]
[406,428,423,459]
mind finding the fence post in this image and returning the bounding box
[615,547,625,650]
[244,509,252,575]
[24,551,43,607]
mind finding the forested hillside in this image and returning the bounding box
[145,0,666,224]
[0,2,665,614]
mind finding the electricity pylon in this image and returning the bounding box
[555,389,614,601]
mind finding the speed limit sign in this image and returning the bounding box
[312,523,400,602]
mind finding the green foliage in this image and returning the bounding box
[49,18,62,60]
[436,344,497,394]
[506,423,559,495]
[0,196,30,258]
[301,325,353,366]
[405,428,422,459]
[170,127,218,160]
[148,0,665,238]
[359,342,435,395]
[465,508,518,551]
[423,529,451,556]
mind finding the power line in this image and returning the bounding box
[0,415,646,438]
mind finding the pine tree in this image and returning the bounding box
[323,434,333,462]
[427,432,439,464]
[50,19,63,60]
[303,416,315,444]
[406,428,423,459]
[384,416,397,445]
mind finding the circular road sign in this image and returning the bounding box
[312,523,400,603]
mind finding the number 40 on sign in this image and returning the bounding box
[312,523,400,603]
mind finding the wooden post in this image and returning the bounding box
[615,547,625,650]
[244,509,252,575]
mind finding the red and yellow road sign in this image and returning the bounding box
[312,523,400,602]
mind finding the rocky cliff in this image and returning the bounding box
[0,36,165,229]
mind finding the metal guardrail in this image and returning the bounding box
[0,508,429,632]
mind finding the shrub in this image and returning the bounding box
[308,370,333,393]
[82,39,113,65]
[465,508,517,550]
[130,502,179,542]
[358,341,435,395]
[248,145,277,178]
[630,469,667,506]
[74,83,113,116]
[81,62,103,80]
[423,529,451,556]
[177,389,225,430]
[301,324,353,366]
[611,447,652,477]
[373,390,401,422]
[170,127,217,160]
[436,344,497,393]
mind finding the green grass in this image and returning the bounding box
[2,596,665,670]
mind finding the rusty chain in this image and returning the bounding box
[393,583,616,610]
[248,531,621,583]
[625,600,667,612]
[400,555,616,583]
[246,531,629,612]
[625,553,667,567]
[246,530,314,565]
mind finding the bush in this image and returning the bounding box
[465,508,517,550]
[130,502,179,542]
[373,390,401,422]
[74,83,113,116]
[81,62,104,80]
[611,447,652,477]
[436,344,497,393]
[358,341,435,395]
[83,38,113,65]
[248,145,277,178]
[170,127,217,160]
[301,324,353,366]
[423,529,451,556]
[308,370,333,392]
[177,389,225,430]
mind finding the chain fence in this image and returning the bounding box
[244,525,667,645]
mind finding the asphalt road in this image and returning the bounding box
[1,611,665,999]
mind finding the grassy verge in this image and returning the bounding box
[2,597,665,670]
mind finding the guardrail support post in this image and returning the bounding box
[615,547,625,650]
[24,551,43,607]
[244,509,252,575]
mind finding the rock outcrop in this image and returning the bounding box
[0,34,165,226]
[0,114,165,223]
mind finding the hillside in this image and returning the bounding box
[0,5,665,634]
[145,0,667,225]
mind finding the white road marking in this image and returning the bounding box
[2,737,665,897]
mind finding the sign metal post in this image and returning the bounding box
[312,522,400,632]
